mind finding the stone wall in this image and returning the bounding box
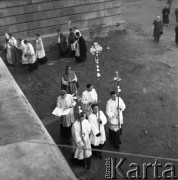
[0,0,125,49]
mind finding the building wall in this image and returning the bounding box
[0,0,125,48]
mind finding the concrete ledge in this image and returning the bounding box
[0,57,77,180]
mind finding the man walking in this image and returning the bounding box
[88,104,107,159]
[81,84,98,117]
[71,112,92,169]
[106,91,126,149]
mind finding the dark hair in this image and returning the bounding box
[73,27,77,30]
[24,40,28,44]
[57,29,60,32]
[8,33,12,37]
[80,112,86,117]
[87,84,92,88]
[110,91,116,96]
[18,38,22,41]
[36,33,40,37]
[91,103,98,110]
[76,32,80,36]
[60,90,67,96]
[69,28,73,32]
[65,66,71,71]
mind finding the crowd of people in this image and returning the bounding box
[153,0,178,45]
[56,66,126,169]
[3,26,87,73]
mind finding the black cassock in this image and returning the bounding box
[75,36,87,63]
[162,7,170,24]
[175,26,178,45]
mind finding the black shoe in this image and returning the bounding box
[86,166,90,169]
[119,141,122,144]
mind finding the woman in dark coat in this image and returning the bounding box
[153,16,163,43]
[162,5,170,26]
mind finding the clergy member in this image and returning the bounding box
[57,90,76,143]
[81,84,98,117]
[106,91,126,149]
[71,112,92,169]
[61,66,79,95]
[24,40,38,73]
[35,33,47,64]
[88,104,107,159]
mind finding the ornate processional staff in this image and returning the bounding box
[114,71,121,129]
[90,42,103,131]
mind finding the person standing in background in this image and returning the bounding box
[175,23,178,47]
[57,29,67,58]
[8,33,21,65]
[167,0,173,10]
[162,5,170,26]
[24,40,38,73]
[35,33,47,64]
[68,28,76,57]
[175,8,178,23]
[153,16,163,43]
[16,38,27,65]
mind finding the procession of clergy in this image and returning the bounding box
[4,27,126,170]
[4,27,87,73]
[57,64,126,169]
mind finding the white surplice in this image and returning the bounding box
[106,97,126,131]
[72,119,92,160]
[36,37,45,59]
[81,89,98,116]
[26,43,36,64]
[88,110,107,146]
[18,40,28,64]
[57,94,76,127]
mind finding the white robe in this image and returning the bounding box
[72,119,92,160]
[36,37,45,59]
[4,43,12,64]
[81,89,98,116]
[57,94,76,127]
[88,110,107,146]
[26,43,36,64]
[18,40,28,64]
[106,97,126,131]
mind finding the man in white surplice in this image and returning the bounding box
[35,33,47,64]
[106,91,126,149]
[88,104,107,159]
[57,90,76,143]
[71,112,92,169]
[81,84,98,117]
